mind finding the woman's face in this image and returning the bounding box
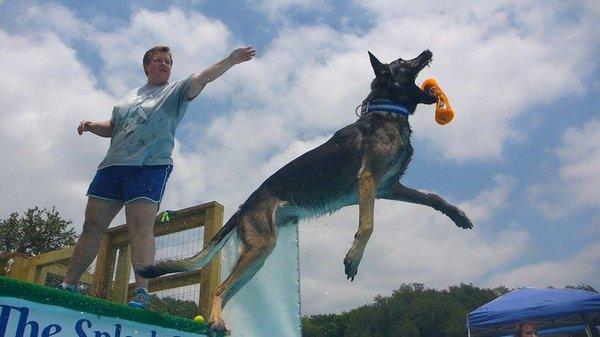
[145,51,172,85]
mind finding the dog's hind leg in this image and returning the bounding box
[344,166,377,281]
[207,204,278,335]
[381,181,473,229]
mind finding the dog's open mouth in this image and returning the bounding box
[415,50,433,76]
[413,50,436,101]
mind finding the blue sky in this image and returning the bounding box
[0,0,599,315]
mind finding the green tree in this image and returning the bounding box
[302,283,512,337]
[302,314,346,337]
[447,283,509,311]
[566,284,598,292]
[0,206,77,255]
[302,283,598,337]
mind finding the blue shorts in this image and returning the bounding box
[86,165,173,204]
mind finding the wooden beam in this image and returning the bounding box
[131,269,205,293]
[29,246,75,267]
[103,203,212,247]
[38,264,93,285]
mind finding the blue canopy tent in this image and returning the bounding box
[467,288,600,337]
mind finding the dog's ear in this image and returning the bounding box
[368,51,388,78]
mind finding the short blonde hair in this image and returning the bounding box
[142,46,172,75]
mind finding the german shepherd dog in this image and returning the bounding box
[138,50,473,334]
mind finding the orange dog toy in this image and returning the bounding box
[421,78,454,125]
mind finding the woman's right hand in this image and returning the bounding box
[78,120,94,135]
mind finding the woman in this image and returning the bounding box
[61,45,256,309]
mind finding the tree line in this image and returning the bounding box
[0,206,77,255]
[301,283,596,337]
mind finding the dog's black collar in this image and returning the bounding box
[359,99,409,118]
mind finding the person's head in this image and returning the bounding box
[143,46,173,85]
[515,321,538,337]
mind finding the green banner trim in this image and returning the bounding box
[0,276,206,335]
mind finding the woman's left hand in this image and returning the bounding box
[229,46,256,64]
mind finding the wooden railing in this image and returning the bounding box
[0,201,223,318]
[0,247,94,286]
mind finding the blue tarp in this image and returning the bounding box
[467,288,600,337]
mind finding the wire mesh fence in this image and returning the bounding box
[1,202,223,319]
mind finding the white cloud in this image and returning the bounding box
[557,120,600,202]
[249,0,329,21]
[0,29,114,226]
[487,244,600,289]
[528,118,600,218]
[23,2,92,42]
[92,7,234,95]
[160,140,208,209]
[466,175,515,222]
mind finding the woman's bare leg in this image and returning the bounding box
[125,199,159,289]
[64,197,123,285]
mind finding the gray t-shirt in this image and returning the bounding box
[98,75,193,169]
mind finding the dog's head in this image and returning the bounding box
[367,50,437,113]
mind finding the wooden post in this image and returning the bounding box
[199,202,224,318]
[112,244,132,304]
[35,269,49,285]
[24,259,38,283]
[92,233,116,299]
[15,258,32,281]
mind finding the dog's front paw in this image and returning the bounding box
[343,255,360,282]
[448,207,473,229]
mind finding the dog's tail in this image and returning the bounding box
[136,211,241,279]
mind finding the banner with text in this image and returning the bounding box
[0,297,203,337]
